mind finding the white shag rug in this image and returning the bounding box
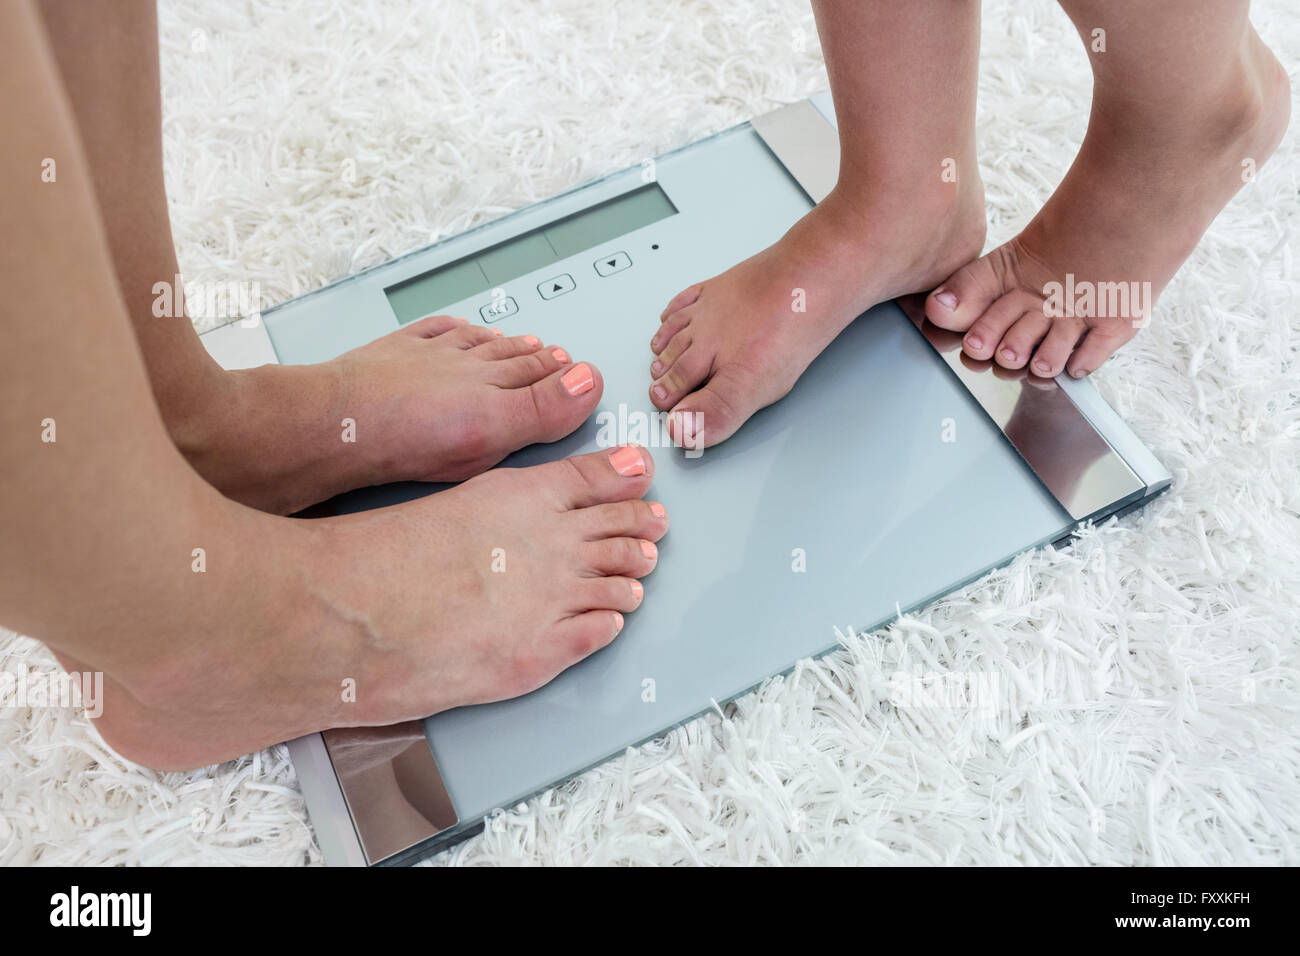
[2,0,1297,866]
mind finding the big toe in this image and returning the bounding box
[668,366,755,451]
[925,252,1003,332]
[539,444,656,510]
[497,360,604,448]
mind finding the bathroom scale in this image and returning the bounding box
[201,92,1171,865]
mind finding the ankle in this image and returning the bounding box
[175,362,384,514]
[1090,31,1289,156]
[121,503,361,719]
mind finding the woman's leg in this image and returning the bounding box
[3,0,664,769]
[36,0,609,515]
[925,0,1290,378]
[649,1,987,447]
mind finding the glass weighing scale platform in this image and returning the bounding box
[201,92,1171,865]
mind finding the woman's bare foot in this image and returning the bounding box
[182,316,604,514]
[90,445,667,770]
[925,28,1290,379]
[650,179,987,448]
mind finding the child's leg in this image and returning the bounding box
[3,0,664,769]
[926,0,1290,378]
[37,0,604,515]
[650,1,986,447]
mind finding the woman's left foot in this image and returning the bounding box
[181,316,602,514]
[925,29,1290,378]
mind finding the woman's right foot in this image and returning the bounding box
[89,445,667,770]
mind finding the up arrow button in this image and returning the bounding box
[537,273,576,300]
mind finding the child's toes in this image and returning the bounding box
[660,283,703,322]
[994,312,1050,369]
[472,333,543,360]
[925,255,1003,332]
[581,536,658,577]
[650,341,711,411]
[650,307,692,354]
[960,291,1039,361]
[668,365,753,449]
[1029,319,1085,377]
[1066,324,1136,379]
[578,576,645,614]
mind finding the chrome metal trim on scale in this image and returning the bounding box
[750,99,1149,522]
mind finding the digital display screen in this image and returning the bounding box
[386,183,677,324]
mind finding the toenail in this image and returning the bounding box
[649,501,666,518]
[630,580,643,605]
[1000,348,1016,363]
[562,362,594,396]
[612,612,624,635]
[651,360,664,377]
[523,334,541,348]
[1034,359,1051,374]
[966,334,983,350]
[609,444,646,476]
[491,328,504,337]
[639,540,657,560]
[675,410,698,444]
[935,290,958,310]
[1072,367,1091,379]
[651,383,667,402]
[551,346,569,363]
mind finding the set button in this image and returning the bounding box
[479,295,518,323]
[594,252,632,277]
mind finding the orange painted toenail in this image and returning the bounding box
[649,502,666,518]
[935,290,958,310]
[652,383,667,402]
[562,362,594,396]
[609,444,646,476]
[552,346,569,363]
[523,334,541,347]
[491,328,504,337]
[630,580,644,604]
[639,540,657,560]
[966,335,983,350]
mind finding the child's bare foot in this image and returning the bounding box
[89,445,667,770]
[650,176,986,448]
[183,316,603,514]
[925,30,1290,379]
